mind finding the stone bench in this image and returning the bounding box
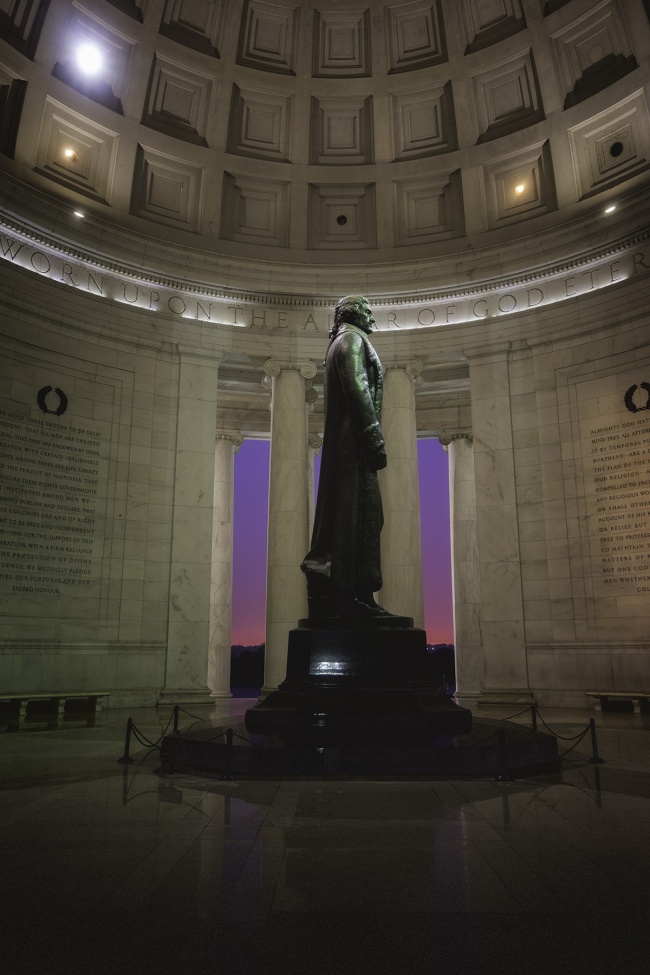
[585,691,650,713]
[0,693,110,729]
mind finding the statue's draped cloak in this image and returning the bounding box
[302,323,385,593]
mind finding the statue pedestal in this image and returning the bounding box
[245,618,472,744]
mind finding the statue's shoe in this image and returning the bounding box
[355,593,397,617]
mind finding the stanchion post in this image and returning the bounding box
[495,728,513,782]
[220,728,236,781]
[117,717,135,764]
[531,704,537,733]
[588,717,605,765]
[172,704,180,736]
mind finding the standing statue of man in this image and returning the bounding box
[301,295,393,618]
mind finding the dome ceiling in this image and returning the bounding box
[0,0,649,283]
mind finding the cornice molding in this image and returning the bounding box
[2,193,650,311]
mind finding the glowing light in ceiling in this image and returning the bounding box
[75,42,103,76]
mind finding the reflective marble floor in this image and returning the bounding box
[2,700,650,974]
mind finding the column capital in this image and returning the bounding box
[439,433,473,449]
[309,434,323,452]
[263,358,317,380]
[382,357,422,379]
[216,430,244,450]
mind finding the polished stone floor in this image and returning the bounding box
[3,700,650,974]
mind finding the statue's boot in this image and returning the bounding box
[356,590,398,617]
[336,589,385,617]
[304,570,337,618]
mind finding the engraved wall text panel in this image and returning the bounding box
[0,406,107,601]
[581,388,650,598]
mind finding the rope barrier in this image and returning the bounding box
[490,706,536,723]
[176,706,208,721]
[117,704,207,763]
[489,704,606,777]
[199,730,228,743]
[232,729,254,744]
[557,725,591,758]
[115,701,606,778]
[534,709,592,741]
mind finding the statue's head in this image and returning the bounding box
[332,295,375,337]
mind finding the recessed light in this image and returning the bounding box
[73,210,85,219]
[604,205,617,214]
[75,42,103,76]
[514,183,526,196]
[64,148,78,161]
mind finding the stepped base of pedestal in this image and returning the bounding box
[245,621,472,744]
[159,718,558,778]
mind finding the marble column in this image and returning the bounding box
[263,359,316,693]
[379,359,424,627]
[307,434,322,538]
[440,434,483,708]
[208,430,244,699]
[160,349,222,705]
[467,346,532,705]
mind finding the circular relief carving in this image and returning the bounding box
[624,383,650,413]
[37,386,68,416]
[588,44,605,64]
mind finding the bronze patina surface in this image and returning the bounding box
[301,295,391,618]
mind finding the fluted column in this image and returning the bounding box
[379,359,424,627]
[440,434,483,707]
[208,430,244,699]
[263,359,316,693]
[160,349,222,705]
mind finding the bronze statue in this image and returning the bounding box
[302,295,393,618]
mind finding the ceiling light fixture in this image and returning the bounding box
[604,204,617,214]
[64,148,78,161]
[75,42,103,76]
[514,183,526,196]
[73,210,85,218]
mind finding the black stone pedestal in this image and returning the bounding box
[245,617,472,745]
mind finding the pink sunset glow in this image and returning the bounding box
[231,438,454,646]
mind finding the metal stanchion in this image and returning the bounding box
[219,728,236,781]
[172,704,180,736]
[588,717,605,765]
[495,727,513,782]
[117,717,135,764]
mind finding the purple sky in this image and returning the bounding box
[231,438,453,645]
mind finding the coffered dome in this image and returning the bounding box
[1,0,650,289]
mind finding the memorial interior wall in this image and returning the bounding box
[1,232,649,708]
[1,0,650,707]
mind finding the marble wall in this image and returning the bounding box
[1,235,649,709]
[516,310,650,705]
[0,259,185,705]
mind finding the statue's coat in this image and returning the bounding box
[303,322,385,593]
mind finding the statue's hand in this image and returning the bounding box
[360,421,386,470]
[367,447,387,471]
